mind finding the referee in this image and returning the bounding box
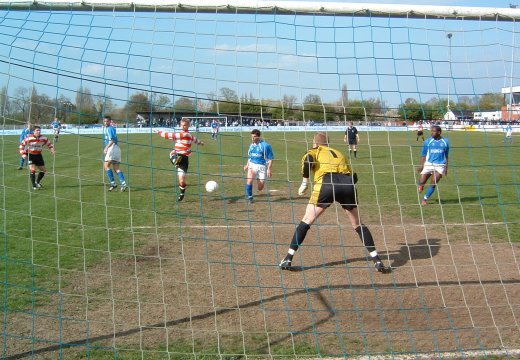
[344,121,360,158]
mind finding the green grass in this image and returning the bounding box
[1,129,519,297]
[0,129,518,358]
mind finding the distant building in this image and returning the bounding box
[501,86,520,121]
[444,109,473,122]
[444,109,457,121]
[473,111,501,122]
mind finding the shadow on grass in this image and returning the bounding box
[280,239,442,273]
[8,238,516,360]
[388,238,441,268]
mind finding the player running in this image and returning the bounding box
[50,117,62,143]
[19,125,55,189]
[18,123,32,170]
[157,118,204,201]
[243,129,274,202]
[103,116,128,192]
[210,119,220,140]
[416,122,425,142]
[504,123,513,144]
[417,125,449,205]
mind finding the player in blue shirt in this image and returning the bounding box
[103,116,127,192]
[417,125,449,205]
[504,123,513,144]
[18,123,32,169]
[210,119,219,140]
[50,117,61,143]
[243,129,274,201]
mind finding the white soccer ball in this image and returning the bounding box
[205,180,218,193]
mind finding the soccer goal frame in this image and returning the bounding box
[1,2,520,360]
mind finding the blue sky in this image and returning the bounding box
[0,1,519,112]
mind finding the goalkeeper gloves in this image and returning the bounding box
[298,180,309,196]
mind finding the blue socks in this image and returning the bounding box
[245,183,253,198]
[424,185,436,200]
[117,171,126,186]
[106,169,115,184]
[107,169,126,186]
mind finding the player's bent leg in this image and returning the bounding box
[280,221,310,270]
[280,205,324,270]
[245,170,255,200]
[178,173,186,201]
[30,171,37,189]
[257,180,265,192]
[36,167,46,187]
[354,224,391,273]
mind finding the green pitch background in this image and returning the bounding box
[1,129,518,358]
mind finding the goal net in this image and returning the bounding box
[1,1,519,359]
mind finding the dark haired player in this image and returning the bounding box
[417,125,449,205]
[19,125,55,189]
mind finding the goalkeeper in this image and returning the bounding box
[279,132,390,274]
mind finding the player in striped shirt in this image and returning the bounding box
[157,118,204,201]
[19,125,55,190]
[417,125,450,205]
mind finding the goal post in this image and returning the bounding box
[1,2,519,359]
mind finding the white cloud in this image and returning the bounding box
[82,63,104,76]
[215,43,277,52]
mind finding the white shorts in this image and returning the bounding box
[53,129,60,135]
[506,130,512,137]
[421,162,445,175]
[248,163,267,180]
[104,144,121,163]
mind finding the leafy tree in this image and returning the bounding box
[209,87,240,113]
[29,89,55,124]
[398,98,424,122]
[302,94,323,122]
[125,92,151,114]
[478,92,503,110]
[75,86,98,124]
[220,87,239,102]
[240,94,261,114]
[174,97,196,111]
[345,100,367,122]
[12,86,31,122]
[424,97,447,120]
[93,94,115,119]
[281,94,298,120]
[151,94,170,111]
[0,86,11,122]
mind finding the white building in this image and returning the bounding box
[473,111,501,121]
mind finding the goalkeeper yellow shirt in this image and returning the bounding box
[300,145,352,183]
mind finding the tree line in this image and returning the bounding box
[0,84,504,126]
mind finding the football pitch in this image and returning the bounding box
[1,129,519,359]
